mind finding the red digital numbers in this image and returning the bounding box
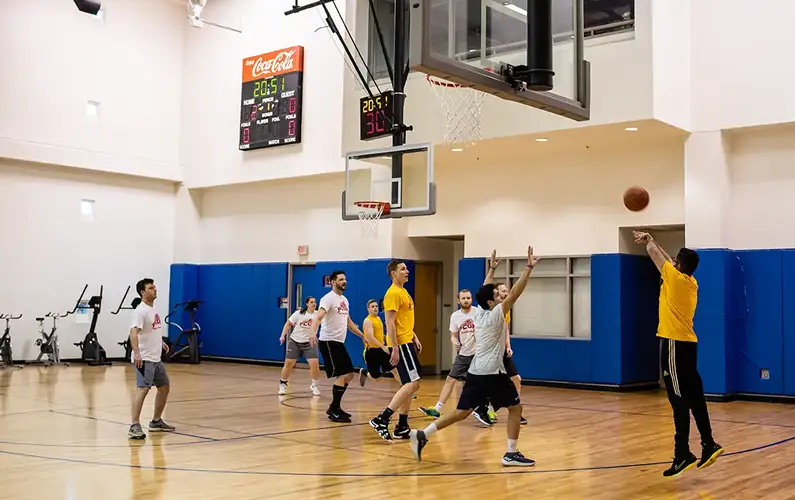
[242,128,250,143]
[365,111,387,136]
[288,120,296,137]
[289,97,297,114]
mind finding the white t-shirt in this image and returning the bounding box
[318,291,350,342]
[130,302,164,363]
[288,310,315,343]
[450,308,477,357]
[468,303,507,375]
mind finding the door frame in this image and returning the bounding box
[287,262,317,319]
[414,260,444,376]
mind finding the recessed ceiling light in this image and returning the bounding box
[451,148,464,152]
[535,138,549,142]
[624,127,638,132]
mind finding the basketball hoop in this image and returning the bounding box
[426,74,486,146]
[353,201,390,237]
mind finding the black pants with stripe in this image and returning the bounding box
[660,338,715,457]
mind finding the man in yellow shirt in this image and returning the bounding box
[634,231,723,478]
[359,299,393,384]
[369,259,422,441]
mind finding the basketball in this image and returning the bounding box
[623,186,649,212]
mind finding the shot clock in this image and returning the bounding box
[359,91,394,141]
[239,46,304,150]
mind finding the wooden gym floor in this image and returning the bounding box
[1,363,795,500]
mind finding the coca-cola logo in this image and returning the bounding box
[249,50,296,78]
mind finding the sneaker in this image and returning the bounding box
[393,425,411,439]
[520,416,528,425]
[128,423,146,440]
[419,406,441,418]
[698,442,724,469]
[501,451,535,467]
[278,382,287,395]
[359,368,368,387]
[310,383,321,396]
[369,416,392,441]
[473,408,494,427]
[409,429,428,461]
[327,410,351,423]
[663,453,698,477]
[148,419,176,432]
[488,409,498,422]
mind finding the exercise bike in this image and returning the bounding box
[164,300,203,364]
[72,285,112,366]
[0,314,23,369]
[32,312,71,367]
[111,286,140,362]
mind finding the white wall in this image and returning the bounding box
[651,0,691,131]
[180,0,349,188]
[406,134,685,257]
[0,0,184,181]
[0,160,176,360]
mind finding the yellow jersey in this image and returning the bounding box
[505,311,511,323]
[657,261,698,342]
[383,284,415,345]
[364,314,390,349]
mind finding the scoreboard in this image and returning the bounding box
[359,91,394,141]
[239,46,304,150]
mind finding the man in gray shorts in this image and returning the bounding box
[129,278,175,440]
[279,297,322,396]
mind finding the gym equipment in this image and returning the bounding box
[112,286,140,361]
[72,285,112,366]
[32,312,72,367]
[0,314,23,369]
[164,300,203,364]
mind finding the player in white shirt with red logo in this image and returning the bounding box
[310,270,366,423]
[128,278,175,440]
[278,296,322,396]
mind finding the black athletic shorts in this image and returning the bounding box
[457,373,520,412]
[318,340,356,378]
[364,347,394,378]
[395,342,421,385]
[503,353,519,377]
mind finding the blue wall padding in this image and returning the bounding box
[167,264,199,342]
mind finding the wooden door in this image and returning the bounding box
[413,262,440,369]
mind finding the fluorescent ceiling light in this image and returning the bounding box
[504,3,527,16]
[535,138,549,142]
[451,148,464,152]
[624,127,638,132]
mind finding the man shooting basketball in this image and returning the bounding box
[633,231,724,477]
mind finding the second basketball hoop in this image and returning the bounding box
[426,75,485,147]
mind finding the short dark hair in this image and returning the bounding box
[367,299,378,308]
[387,259,405,277]
[329,270,345,281]
[458,289,471,297]
[136,278,154,297]
[475,284,497,310]
[676,248,699,276]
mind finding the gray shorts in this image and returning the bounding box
[286,337,318,360]
[135,361,170,388]
[449,354,474,381]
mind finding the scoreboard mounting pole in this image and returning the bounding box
[390,0,408,209]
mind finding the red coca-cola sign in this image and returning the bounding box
[242,46,304,82]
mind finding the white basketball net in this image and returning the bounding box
[354,202,387,237]
[427,75,486,146]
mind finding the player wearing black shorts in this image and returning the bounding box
[359,299,394,385]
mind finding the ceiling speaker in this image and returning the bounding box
[74,0,101,15]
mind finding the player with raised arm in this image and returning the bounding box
[359,299,394,385]
[369,260,422,441]
[633,231,724,477]
[278,296,321,397]
[410,246,539,467]
[310,270,366,423]
[418,289,493,426]
[492,281,527,425]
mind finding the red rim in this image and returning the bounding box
[354,201,391,215]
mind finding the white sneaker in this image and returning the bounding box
[310,383,321,396]
[278,382,287,395]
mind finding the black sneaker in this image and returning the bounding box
[473,407,494,427]
[369,416,392,441]
[409,429,428,461]
[520,416,528,425]
[698,442,724,469]
[393,425,411,439]
[327,410,351,423]
[663,453,698,477]
[501,451,535,467]
[359,368,368,387]
[326,407,352,419]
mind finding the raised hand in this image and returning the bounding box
[633,230,651,244]
[527,245,541,267]
[489,249,501,270]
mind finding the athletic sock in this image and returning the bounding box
[331,384,346,411]
[423,422,438,438]
[398,414,409,428]
[507,439,518,453]
[311,379,318,386]
[434,402,444,412]
[379,407,395,421]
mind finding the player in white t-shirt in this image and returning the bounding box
[418,289,492,425]
[128,278,175,440]
[411,246,539,467]
[278,296,321,397]
[310,270,366,423]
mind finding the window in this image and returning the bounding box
[489,256,591,339]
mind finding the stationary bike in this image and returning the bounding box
[164,300,203,364]
[32,312,71,367]
[111,286,140,361]
[72,284,112,366]
[0,314,23,369]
